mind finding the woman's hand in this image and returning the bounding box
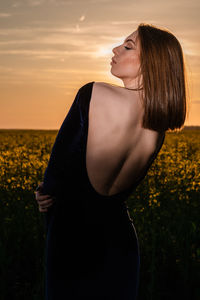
[35,182,56,212]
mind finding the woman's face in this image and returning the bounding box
[111,30,142,89]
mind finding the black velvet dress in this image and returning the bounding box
[42,81,165,300]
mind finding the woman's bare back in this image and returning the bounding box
[86,81,163,196]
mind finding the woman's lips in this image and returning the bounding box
[111,57,117,64]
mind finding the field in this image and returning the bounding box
[0,128,199,300]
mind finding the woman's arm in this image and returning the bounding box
[41,85,84,197]
[34,87,83,212]
[36,82,92,211]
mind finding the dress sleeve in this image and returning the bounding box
[42,85,86,197]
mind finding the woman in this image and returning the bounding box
[35,23,187,299]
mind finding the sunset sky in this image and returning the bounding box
[0,0,199,129]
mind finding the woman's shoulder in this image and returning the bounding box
[80,81,125,93]
[77,81,124,104]
[94,81,143,114]
[78,81,143,123]
[93,81,126,94]
[78,81,133,99]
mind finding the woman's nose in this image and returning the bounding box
[112,46,118,55]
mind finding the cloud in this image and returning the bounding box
[0,49,96,57]
[111,20,148,25]
[0,23,117,62]
[0,64,104,89]
[47,0,73,4]
[27,0,45,6]
[11,2,22,7]
[11,0,74,7]
[11,0,46,7]
[88,0,114,3]
[0,22,199,69]
[0,13,12,18]
[79,15,86,22]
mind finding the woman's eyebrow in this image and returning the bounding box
[124,38,136,46]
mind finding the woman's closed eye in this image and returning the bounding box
[124,46,132,50]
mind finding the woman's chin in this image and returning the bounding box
[110,67,116,75]
[110,69,121,80]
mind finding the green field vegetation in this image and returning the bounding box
[0,129,199,300]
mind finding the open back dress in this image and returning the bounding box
[42,81,165,300]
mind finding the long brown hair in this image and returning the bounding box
[135,23,188,132]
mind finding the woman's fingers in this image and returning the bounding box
[39,198,54,208]
[35,192,51,202]
[38,198,55,213]
[34,185,56,212]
